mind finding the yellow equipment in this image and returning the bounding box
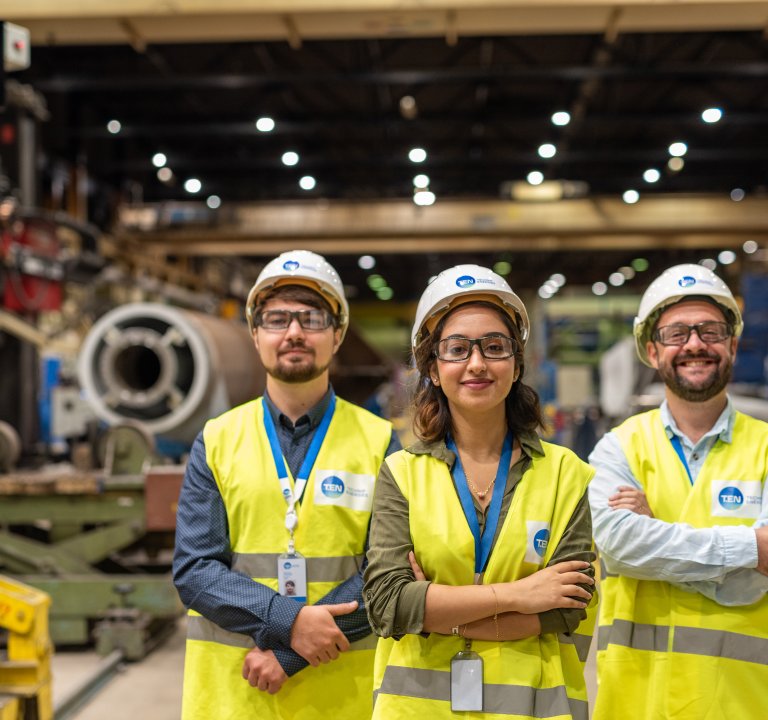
[0,576,53,720]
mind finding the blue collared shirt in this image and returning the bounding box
[588,397,768,606]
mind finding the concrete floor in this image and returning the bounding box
[51,617,598,719]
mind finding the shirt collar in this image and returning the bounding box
[660,395,735,445]
[407,430,544,465]
[263,386,333,431]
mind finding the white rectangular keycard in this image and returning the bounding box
[450,650,483,711]
[277,552,307,603]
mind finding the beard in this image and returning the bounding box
[265,340,330,383]
[656,349,732,402]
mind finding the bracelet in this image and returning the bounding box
[489,584,500,641]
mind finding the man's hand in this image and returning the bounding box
[608,485,654,517]
[289,601,357,666]
[756,527,768,576]
[242,647,288,694]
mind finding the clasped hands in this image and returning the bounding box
[242,600,358,694]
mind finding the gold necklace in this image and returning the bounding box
[465,471,496,499]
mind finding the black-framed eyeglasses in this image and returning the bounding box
[256,309,334,331]
[653,321,731,346]
[434,334,517,362]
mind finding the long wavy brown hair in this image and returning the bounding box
[412,301,543,443]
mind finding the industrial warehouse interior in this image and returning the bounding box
[1,1,767,719]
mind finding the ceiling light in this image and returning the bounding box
[619,266,635,280]
[701,107,722,124]
[700,258,717,270]
[256,117,275,132]
[107,119,121,134]
[643,168,660,183]
[543,280,559,293]
[730,188,745,202]
[667,157,685,172]
[493,260,512,275]
[413,174,430,189]
[282,151,299,166]
[743,240,758,254]
[718,250,736,265]
[206,195,221,209]
[409,147,427,163]
[668,141,688,157]
[537,143,556,159]
[376,287,394,301]
[152,152,167,168]
[358,255,376,270]
[299,175,316,190]
[400,95,418,119]
[609,272,625,287]
[157,167,173,182]
[538,286,554,299]
[550,273,566,287]
[367,274,386,290]
[592,281,608,296]
[527,171,544,185]
[551,111,570,126]
[413,189,436,206]
[631,257,649,272]
[623,189,640,204]
[184,178,202,193]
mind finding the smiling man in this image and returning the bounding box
[173,250,399,720]
[589,264,768,720]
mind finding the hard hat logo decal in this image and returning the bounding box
[283,260,300,271]
[456,275,476,288]
[678,276,697,288]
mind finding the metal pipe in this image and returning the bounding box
[77,303,265,443]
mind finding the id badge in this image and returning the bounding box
[450,650,483,712]
[277,552,307,603]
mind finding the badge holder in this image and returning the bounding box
[450,637,483,712]
[277,507,307,603]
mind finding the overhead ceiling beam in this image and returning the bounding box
[33,61,768,93]
[10,2,768,45]
[116,196,768,257]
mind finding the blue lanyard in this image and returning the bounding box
[263,392,336,510]
[669,435,693,485]
[447,432,513,574]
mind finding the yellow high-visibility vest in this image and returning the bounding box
[182,397,392,720]
[373,442,595,720]
[595,408,768,720]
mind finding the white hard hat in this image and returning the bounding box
[412,264,530,350]
[633,263,742,366]
[246,250,349,339]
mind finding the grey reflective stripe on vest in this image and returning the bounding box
[186,614,377,651]
[603,619,670,652]
[377,666,588,719]
[603,619,768,665]
[558,633,592,663]
[231,553,363,582]
[673,626,768,666]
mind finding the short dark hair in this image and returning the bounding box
[412,301,543,443]
[252,285,339,328]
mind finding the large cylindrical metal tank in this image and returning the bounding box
[78,303,265,443]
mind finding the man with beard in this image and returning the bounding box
[173,250,400,720]
[589,263,768,720]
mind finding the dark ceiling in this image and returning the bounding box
[18,29,768,206]
[5,28,768,302]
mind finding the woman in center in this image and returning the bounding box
[365,265,596,719]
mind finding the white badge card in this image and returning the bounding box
[450,650,483,712]
[278,553,307,603]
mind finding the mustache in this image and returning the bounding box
[279,338,313,352]
[673,350,720,365]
